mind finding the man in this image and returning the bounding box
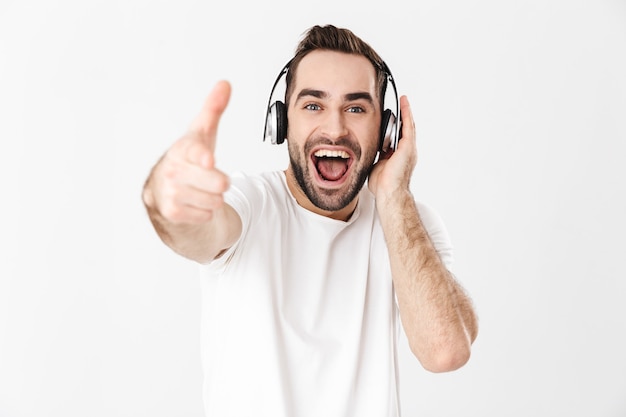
[142,25,477,417]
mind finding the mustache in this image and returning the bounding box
[303,136,362,159]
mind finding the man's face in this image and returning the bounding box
[285,50,381,215]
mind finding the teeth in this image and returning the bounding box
[314,149,350,159]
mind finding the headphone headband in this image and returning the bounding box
[263,57,401,151]
[263,60,292,144]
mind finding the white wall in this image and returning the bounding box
[1,1,624,416]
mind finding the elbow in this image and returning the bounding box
[411,341,472,373]
[427,348,471,373]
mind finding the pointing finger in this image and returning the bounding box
[189,80,232,152]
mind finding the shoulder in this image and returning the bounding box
[228,171,285,194]
[225,170,288,217]
[416,201,446,231]
[415,201,455,268]
[226,171,283,199]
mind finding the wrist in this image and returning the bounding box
[375,186,414,214]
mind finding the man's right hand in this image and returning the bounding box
[143,80,232,225]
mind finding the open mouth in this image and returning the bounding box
[312,149,352,182]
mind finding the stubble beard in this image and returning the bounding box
[287,137,378,212]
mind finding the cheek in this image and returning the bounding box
[286,113,310,142]
[286,136,311,170]
[358,125,381,154]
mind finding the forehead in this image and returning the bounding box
[292,50,378,98]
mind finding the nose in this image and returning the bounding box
[319,109,349,140]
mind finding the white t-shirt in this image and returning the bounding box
[199,171,454,417]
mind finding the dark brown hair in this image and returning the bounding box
[284,25,389,111]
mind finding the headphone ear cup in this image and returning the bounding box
[265,101,288,145]
[379,109,396,152]
[274,101,287,145]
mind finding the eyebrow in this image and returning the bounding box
[296,89,375,105]
[344,92,374,104]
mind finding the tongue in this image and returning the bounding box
[317,158,348,181]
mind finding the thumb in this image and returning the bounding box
[189,80,232,153]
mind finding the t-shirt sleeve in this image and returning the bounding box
[202,171,257,270]
[416,201,455,270]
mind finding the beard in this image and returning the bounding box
[287,136,378,212]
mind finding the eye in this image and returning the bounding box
[346,106,365,113]
[304,103,321,111]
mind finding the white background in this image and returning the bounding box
[1,0,625,416]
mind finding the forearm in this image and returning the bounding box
[142,179,240,264]
[377,188,477,372]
